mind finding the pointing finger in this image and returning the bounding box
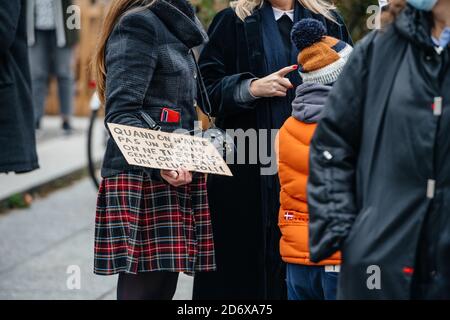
[276,65,298,77]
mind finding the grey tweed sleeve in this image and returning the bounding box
[233,78,260,104]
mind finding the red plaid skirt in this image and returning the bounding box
[94,171,216,275]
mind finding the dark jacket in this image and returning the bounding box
[101,0,207,179]
[0,0,39,173]
[26,0,79,48]
[308,5,450,299]
[193,5,351,300]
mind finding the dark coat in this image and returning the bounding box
[0,0,39,173]
[101,0,207,179]
[308,6,450,299]
[193,5,351,299]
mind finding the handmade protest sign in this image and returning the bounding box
[107,123,233,176]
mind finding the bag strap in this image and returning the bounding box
[140,110,161,131]
[139,51,212,131]
[191,50,214,126]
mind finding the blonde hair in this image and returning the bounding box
[230,0,337,22]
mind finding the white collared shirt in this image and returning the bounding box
[272,7,294,21]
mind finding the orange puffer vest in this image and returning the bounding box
[277,116,341,265]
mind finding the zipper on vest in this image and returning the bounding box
[427,179,436,199]
[428,96,444,200]
[323,150,333,161]
[433,97,442,116]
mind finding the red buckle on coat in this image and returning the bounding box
[403,267,414,275]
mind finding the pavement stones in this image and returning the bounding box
[0,178,193,300]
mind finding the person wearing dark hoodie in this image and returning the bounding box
[307,0,450,299]
[276,18,353,300]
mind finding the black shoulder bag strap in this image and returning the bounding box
[191,50,215,128]
[139,51,211,131]
[190,50,235,157]
[139,110,161,131]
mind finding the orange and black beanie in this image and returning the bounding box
[291,18,353,85]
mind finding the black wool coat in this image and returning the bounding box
[308,6,450,299]
[0,0,38,173]
[193,6,351,300]
[101,0,207,179]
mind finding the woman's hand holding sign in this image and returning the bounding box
[249,65,298,98]
[161,169,193,187]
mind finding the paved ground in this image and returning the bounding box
[0,177,194,300]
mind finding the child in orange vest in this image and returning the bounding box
[276,18,353,300]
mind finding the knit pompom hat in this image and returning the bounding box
[291,18,353,85]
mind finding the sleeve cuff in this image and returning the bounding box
[234,78,259,104]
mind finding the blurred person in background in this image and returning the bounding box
[193,0,352,300]
[27,0,79,132]
[0,0,39,173]
[307,0,450,299]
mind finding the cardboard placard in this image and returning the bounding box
[107,123,232,176]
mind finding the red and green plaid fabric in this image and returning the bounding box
[94,172,216,275]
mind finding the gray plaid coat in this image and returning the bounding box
[101,0,208,179]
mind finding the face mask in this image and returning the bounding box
[406,0,438,11]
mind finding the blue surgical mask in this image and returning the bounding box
[407,0,438,11]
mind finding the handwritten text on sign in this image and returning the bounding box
[107,123,232,176]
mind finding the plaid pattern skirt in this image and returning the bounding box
[94,171,216,275]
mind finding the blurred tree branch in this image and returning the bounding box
[336,0,378,41]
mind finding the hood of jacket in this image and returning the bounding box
[291,83,331,123]
[150,0,208,48]
[395,4,435,49]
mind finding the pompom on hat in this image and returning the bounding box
[291,18,353,85]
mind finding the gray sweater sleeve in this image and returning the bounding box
[233,78,260,104]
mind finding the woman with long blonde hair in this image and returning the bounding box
[93,0,216,300]
[193,0,352,299]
